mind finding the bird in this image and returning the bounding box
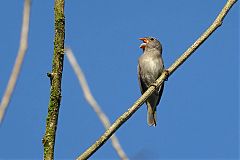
[137,37,164,126]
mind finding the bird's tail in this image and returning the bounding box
[147,101,157,126]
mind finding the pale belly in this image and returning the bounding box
[140,59,163,86]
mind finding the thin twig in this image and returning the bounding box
[0,0,31,124]
[77,0,237,159]
[65,48,128,160]
[42,0,65,160]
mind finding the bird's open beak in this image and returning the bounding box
[139,38,148,49]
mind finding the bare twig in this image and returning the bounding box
[42,0,65,159]
[77,0,237,159]
[0,0,31,124]
[65,48,128,160]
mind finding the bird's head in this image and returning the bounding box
[139,37,162,51]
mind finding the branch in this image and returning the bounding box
[42,0,65,160]
[0,0,31,124]
[65,48,128,160]
[77,0,237,159]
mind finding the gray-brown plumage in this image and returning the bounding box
[138,37,164,126]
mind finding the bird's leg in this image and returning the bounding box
[151,69,170,88]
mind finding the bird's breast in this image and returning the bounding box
[139,55,163,85]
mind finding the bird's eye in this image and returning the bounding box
[150,38,154,41]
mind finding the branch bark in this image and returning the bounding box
[65,48,128,160]
[0,0,31,124]
[77,0,237,159]
[42,0,65,160]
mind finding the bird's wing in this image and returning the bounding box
[137,64,148,94]
[156,82,164,106]
[155,62,165,106]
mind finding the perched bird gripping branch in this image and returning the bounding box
[138,37,165,126]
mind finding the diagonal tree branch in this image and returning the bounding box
[42,0,65,159]
[0,0,31,124]
[65,48,128,160]
[77,0,237,159]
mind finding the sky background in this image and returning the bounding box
[0,1,239,159]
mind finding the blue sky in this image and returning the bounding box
[0,1,239,159]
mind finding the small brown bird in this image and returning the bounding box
[138,37,164,126]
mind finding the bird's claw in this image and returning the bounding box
[164,69,170,81]
[150,82,158,88]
